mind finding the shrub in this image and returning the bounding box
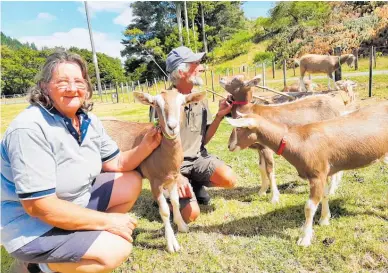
[253,52,274,64]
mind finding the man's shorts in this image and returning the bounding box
[10,177,114,263]
[178,151,226,208]
[181,150,226,188]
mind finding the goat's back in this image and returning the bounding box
[299,54,336,74]
[251,95,344,126]
[102,119,153,151]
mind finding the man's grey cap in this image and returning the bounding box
[166,46,206,74]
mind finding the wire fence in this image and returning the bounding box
[2,46,387,105]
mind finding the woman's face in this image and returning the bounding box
[47,62,88,117]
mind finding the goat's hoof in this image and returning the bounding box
[178,223,189,233]
[270,194,280,204]
[167,237,181,253]
[319,217,330,226]
[258,190,267,196]
[297,236,312,247]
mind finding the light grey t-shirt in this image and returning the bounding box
[180,99,213,159]
[1,104,119,253]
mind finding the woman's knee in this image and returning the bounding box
[125,171,143,194]
[85,232,133,270]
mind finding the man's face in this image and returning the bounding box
[182,61,204,86]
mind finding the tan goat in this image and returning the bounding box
[299,54,356,91]
[226,101,388,246]
[102,90,206,253]
[220,74,347,203]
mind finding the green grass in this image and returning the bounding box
[1,89,387,272]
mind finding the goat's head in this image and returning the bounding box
[345,54,356,68]
[226,113,259,152]
[219,75,261,99]
[134,90,206,139]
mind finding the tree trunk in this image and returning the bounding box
[200,3,208,53]
[176,2,183,46]
[184,1,190,45]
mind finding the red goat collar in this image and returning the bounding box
[276,137,287,155]
[232,101,249,105]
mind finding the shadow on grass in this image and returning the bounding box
[190,199,352,240]
[208,182,307,202]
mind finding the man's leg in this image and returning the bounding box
[191,153,237,204]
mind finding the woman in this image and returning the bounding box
[1,51,162,273]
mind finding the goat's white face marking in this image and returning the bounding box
[155,93,182,138]
[227,118,258,151]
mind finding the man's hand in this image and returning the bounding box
[216,98,232,118]
[141,127,162,151]
[105,213,138,242]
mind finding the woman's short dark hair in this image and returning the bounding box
[28,50,94,112]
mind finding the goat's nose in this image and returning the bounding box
[167,120,177,131]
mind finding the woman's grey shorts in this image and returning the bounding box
[10,178,114,263]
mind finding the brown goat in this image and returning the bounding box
[220,74,348,203]
[227,101,388,246]
[102,90,206,253]
[299,53,356,91]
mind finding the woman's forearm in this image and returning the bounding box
[22,195,109,231]
[103,143,153,172]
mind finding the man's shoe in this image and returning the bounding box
[193,185,211,205]
[9,259,42,273]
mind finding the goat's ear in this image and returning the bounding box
[244,75,261,87]
[226,117,257,129]
[184,91,207,104]
[133,92,155,105]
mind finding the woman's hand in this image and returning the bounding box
[177,175,193,199]
[141,127,162,151]
[105,213,138,242]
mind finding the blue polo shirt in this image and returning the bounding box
[1,104,119,253]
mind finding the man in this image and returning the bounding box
[165,46,237,223]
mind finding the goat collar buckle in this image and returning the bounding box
[276,137,287,156]
[232,101,249,105]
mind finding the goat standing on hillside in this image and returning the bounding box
[103,90,207,253]
[227,102,388,246]
[220,74,347,203]
[299,54,356,91]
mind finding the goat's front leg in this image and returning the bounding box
[298,176,324,247]
[156,192,180,252]
[319,181,331,226]
[260,148,280,204]
[258,150,270,196]
[328,73,335,90]
[166,182,189,233]
[299,76,307,92]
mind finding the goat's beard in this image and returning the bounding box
[189,75,203,86]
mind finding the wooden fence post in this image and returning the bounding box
[262,63,266,87]
[373,46,377,68]
[355,48,359,71]
[272,58,275,79]
[211,70,215,102]
[115,83,119,103]
[283,59,287,88]
[334,46,342,81]
[369,46,373,97]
